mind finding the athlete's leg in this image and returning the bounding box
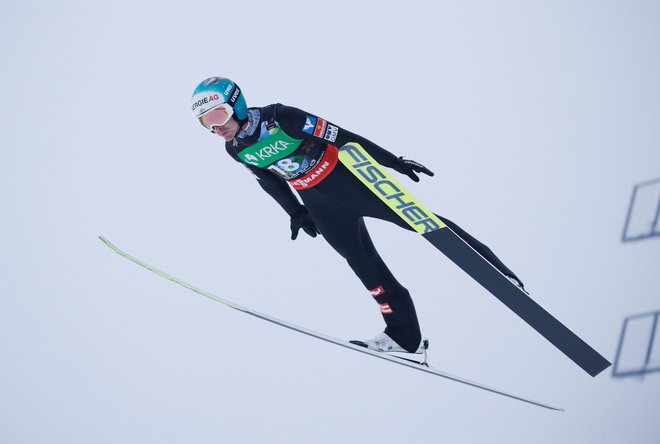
[352,187,523,282]
[363,203,524,283]
[349,219,422,351]
[300,190,422,352]
[323,163,522,282]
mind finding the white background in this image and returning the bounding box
[2,1,659,442]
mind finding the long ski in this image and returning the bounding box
[99,236,562,411]
[338,143,611,377]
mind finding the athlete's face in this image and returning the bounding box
[212,117,240,141]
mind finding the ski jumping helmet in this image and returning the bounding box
[191,77,248,130]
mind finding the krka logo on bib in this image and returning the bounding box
[237,126,302,168]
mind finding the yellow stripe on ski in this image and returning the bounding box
[338,143,446,234]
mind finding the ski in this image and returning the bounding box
[99,236,562,411]
[338,143,611,377]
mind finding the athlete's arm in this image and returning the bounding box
[244,165,319,239]
[274,105,399,167]
[275,104,434,181]
[248,164,304,216]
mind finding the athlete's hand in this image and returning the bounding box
[290,206,320,240]
[392,157,434,182]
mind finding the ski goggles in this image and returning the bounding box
[198,103,234,130]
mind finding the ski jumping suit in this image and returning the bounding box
[225,104,519,352]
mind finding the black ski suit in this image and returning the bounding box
[224,104,519,352]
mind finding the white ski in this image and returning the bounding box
[99,236,563,411]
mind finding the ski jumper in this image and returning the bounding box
[225,104,519,352]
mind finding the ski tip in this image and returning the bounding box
[98,236,118,252]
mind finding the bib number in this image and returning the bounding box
[268,158,301,175]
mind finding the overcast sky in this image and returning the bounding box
[2,1,659,443]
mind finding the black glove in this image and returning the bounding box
[290,206,320,240]
[392,157,434,182]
